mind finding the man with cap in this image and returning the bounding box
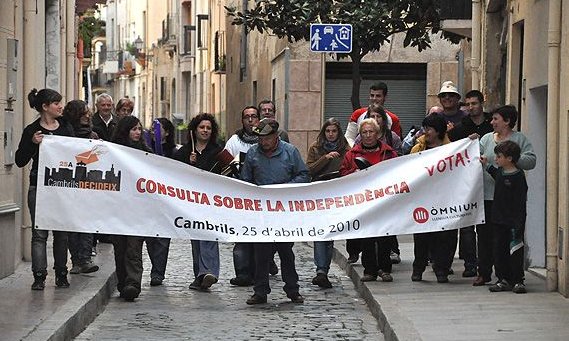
[437,81,467,128]
[258,99,290,142]
[240,118,310,305]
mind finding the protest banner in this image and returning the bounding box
[36,136,485,242]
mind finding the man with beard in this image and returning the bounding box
[241,118,310,304]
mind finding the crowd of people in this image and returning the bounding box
[15,79,536,304]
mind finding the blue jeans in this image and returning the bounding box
[28,186,68,277]
[314,241,334,275]
[145,237,171,280]
[191,240,220,278]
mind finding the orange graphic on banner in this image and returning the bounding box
[75,148,99,165]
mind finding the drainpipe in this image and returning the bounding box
[471,0,481,90]
[283,47,290,131]
[22,0,46,262]
[546,0,561,292]
[66,0,76,100]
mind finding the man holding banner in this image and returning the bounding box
[241,118,310,305]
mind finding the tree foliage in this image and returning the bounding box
[78,15,106,48]
[226,0,462,109]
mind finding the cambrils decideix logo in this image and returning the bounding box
[44,146,121,191]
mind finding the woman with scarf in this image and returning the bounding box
[306,118,350,288]
[62,100,99,275]
[340,118,398,283]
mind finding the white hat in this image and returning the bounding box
[438,81,461,98]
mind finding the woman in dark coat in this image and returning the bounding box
[174,113,224,291]
[111,116,152,301]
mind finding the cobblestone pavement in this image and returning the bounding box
[75,240,382,340]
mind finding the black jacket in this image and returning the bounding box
[15,117,74,185]
[448,112,493,142]
[92,112,118,141]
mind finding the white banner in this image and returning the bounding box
[36,136,485,242]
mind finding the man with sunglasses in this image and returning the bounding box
[437,81,467,129]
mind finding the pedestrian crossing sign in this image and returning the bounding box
[310,24,352,53]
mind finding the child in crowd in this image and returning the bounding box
[481,140,528,294]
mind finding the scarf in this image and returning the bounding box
[236,128,259,144]
[323,140,338,152]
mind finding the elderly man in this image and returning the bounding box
[92,93,118,141]
[241,118,310,305]
[258,99,290,142]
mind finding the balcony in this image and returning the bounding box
[439,0,472,38]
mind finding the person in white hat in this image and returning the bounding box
[437,81,467,129]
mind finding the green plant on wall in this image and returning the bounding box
[78,14,106,50]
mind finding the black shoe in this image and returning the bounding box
[287,293,305,303]
[347,254,359,264]
[31,278,45,291]
[122,285,139,301]
[200,274,218,289]
[80,261,99,274]
[360,274,377,282]
[411,272,422,282]
[55,275,70,288]
[512,283,527,294]
[189,278,202,290]
[473,276,491,286]
[150,277,163,286]
[246,294,267,305]
[230,277,253,286]
[269,261,279,276]
[312,273,333,288]
[436,274,449,283]
[462,268,477,278]
[489,280,512,292]
[390,251,401,264]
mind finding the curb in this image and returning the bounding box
[25,243,117,341]
[331,241,422,341]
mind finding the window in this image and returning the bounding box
[160,77,167,101]
[252,81,257,106]
[197,14,209,49]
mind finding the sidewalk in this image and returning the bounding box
[3,237,569,341]
[333,236,569,341]
[0,242,116,341]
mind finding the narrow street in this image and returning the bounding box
[75,240,383,340]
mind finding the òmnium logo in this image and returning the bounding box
[44,146,121,191]
[413,207,429,224]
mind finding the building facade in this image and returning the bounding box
[473,0,569,297]
[0,0,94,279]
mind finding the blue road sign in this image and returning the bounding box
[310,24,352,53]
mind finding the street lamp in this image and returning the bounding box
[133,36,146,69]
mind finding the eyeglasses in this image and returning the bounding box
[243,115,259,120]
